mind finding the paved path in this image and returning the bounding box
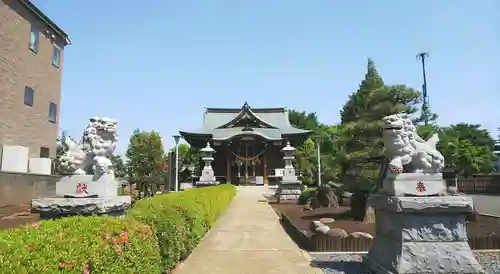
[176,186,321,274]
[470,194,500,216]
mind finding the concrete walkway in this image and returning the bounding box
[176,186,321,274]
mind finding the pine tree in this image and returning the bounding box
[340,58,384,124]
[337,59,421,191]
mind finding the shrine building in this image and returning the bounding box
[179,102,311,185]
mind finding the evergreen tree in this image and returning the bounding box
[126,129,165,198]
[337,59,421,191]
[340,59,384,124]
[414,106,438,126]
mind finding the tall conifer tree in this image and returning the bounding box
[338,59,421,191]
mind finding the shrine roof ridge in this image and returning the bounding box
[205,107,286,114]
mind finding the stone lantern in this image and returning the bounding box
[196,142,219,187]
[275,141,302,202]
[282,141,297,180]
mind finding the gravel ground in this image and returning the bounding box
[310,252,500,274]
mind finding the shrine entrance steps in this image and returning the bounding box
[175,186,321,274]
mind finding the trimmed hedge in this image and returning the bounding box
[0,184,236,273]
[0,216,162,273]
[128,184,236,271]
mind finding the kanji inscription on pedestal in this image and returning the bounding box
[76,183,88,195]
[416,181,426,193]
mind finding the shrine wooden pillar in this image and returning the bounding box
[263,151,268,185]
[226,146,231,184]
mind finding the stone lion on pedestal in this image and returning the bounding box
[57,117,118,177]
[381,113,444,174]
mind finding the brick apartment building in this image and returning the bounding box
[0,0,70,158]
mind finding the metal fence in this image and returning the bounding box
[454,175,500,194]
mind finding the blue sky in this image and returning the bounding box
[33,0,499,154]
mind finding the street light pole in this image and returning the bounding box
[416,52,430,125]
[173,135,181,192]
[315,137,321,187]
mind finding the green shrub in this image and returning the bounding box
[298,188,316,205]
[0,216,161,274]
[128,184,236,271]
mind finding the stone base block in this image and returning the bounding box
[382,172,446,196]
[57,174,119,198]
[363,241,484,274]
[363,195,484,274]
[31,196,131,219]
[195,181,219,188]
[275,180,302,200]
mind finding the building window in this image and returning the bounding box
[48,102,57,123]
[29,26,38,53]
[24,86,34,106]
[52,46,60,68]
[40,147,50,158]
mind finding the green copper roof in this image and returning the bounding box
[179,102,311,142]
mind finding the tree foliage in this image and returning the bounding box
[284,58,497,220]
[288,110,320,131]
[53,131,76,174]
[435,124,496,175]
[337,59,421,191]
[289,111,342,186]
[169,143,201,181]
[292,57,497,187]
[125,129,165,198]
[110,155,127,178]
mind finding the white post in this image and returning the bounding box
[316,138,321,187]
[173,135,181,192]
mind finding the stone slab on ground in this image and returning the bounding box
[31,196,131,218]
[310,252,500,274]
[175,186,322,274]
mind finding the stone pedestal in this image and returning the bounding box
[275,142,302,201]
[196,143,219,187]
[362,195,485,274]
[196,168,220,187]
[275,180,302,200]
[31,174,131,219]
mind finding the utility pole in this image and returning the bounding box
[416,52,430,125]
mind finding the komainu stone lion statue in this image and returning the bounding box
[57,117,118,176]
[381,113,444,174]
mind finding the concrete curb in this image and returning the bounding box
[474,249,500,253]
[309,250,500,254]
[301,250,314,261]
[478,213,500,218]
[309,251,368,255]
